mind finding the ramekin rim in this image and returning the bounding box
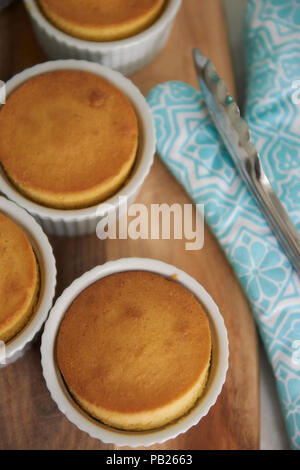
[24,0,182,51]
[0,195,57,361]
[0,59,156,222]
[41,257,229,447]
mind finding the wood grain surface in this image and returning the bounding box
[0,0,260,450]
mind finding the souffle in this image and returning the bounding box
[0,70,138,209]
[56,271,212,431]
[38,0,166,41]
[0,213,40,343]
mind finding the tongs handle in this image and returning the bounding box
[193,48,300,277]
[249,155,300,275]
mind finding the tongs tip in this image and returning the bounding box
[192,48,208,72]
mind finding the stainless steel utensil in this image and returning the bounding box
[193,48,300,276]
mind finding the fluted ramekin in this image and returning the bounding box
[0,60,156,236]
[0,196,56,366]
[23,0,182,75]
[41,258,229,448]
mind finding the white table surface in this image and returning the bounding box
[259,338,291,449]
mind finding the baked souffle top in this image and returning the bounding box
[0,70,138,209]
[56,270,211,430]
[38,0,166,41]
[0,213,40,343]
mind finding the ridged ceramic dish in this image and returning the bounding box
[23,0,182,75]
[41,258,229,447]
[0,60,156,236]
[0,196,56,366]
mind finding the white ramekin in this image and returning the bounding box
[0,196,56,366]
[0,60,156,236]
[23,0,182,75]
[41,258,229,448]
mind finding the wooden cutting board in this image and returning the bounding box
[0,0,260,450]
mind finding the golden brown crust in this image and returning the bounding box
[0,213,40,343]
[38,0,166,41]
[56,271,211,429]
[0,70,138,209]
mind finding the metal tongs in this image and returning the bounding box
[193,48,300,277]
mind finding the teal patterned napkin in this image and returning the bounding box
[147,0,300,450]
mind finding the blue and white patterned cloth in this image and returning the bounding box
[147,0,300,450]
